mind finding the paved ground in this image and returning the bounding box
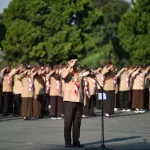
[0,110,150,150]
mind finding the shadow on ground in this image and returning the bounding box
[84,136,142,145]
[26,136,149,150]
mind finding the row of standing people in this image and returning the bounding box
[81,64,150,117]
[94,64,150,116]
[0,63,150,119]
[0,65,65,120]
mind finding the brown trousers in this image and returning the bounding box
[148,91,150,110]
[0,85,2,113]
[3,92,13,115]
[64,101,83,145]
[132,90,144,109]
[61,100,64,115]
[21,97,33,117]
[14,94,21,115]
[82,97,89,116]
[119,91,130,109]
[83,95,96,116]
[88,95,96,116]
[144,88,149,110]
[33,95,44,117]
[43,94,50,115]
[103,90,115,115]
[50,96,62,117]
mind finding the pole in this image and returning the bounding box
[85,68,113,150]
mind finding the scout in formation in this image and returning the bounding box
[0,62,149,120]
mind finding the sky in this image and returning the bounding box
[0,0,12,13]
[0,0,132,14]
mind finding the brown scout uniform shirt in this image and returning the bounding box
[34,75,45,95]
[87,76,97,96]
[13,74,24,94]
[145,74,150,89]
[61,68,84,103]
[132,71,147,90]
[118,72,130,91]
[2,69,18,92]
[49,76,62,97]
[96,73,104,89]
[103,72,116,91]
[21,76,34,98]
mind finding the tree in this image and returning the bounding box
[2,0,103,65]
[80,41,119,68]
[0,14,6,47]
[92,0,130,36]
[118,0,150,66]
[0,14,6,64]
[80,0,130,68]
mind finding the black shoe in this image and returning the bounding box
[73,144,84,147]
[39,115,44,118]
[90,113,96,117]
[3,113,9,116]
[65,144,73,148]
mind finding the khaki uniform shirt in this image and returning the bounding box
[61,69,84,103]
[13,74,23,94]
[21,76,34,98]
[132,73,145,90]
[103,72,116,91]
[61,79,65,97]
[49,76,62,97]
[145,74,150,89]
[87,76,97,95]
[118,72,130,91]
[2,69,17,92]
[96,73,104,89]
[34,75,45,95]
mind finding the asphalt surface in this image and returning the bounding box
[0,109,150,150]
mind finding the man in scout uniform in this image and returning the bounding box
[61,55,85,148]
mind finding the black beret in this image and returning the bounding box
[67,54,78,60]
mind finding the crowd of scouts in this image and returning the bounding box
[0,62,149,120]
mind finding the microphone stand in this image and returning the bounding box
[85,68,114,150]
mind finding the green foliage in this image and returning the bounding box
[118,0,150,66]
[80,41,119,68]
[0,14,5,64]
[2,0,103,66]
[1,0,133,68]
[92,0,130,35]
[2,19,44,64]
[0,14,5,47]
[82,0,130,68]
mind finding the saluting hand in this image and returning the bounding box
[106,65,113,72]
[50,69,56,75]
[1,67,7,73]
[31,68,35,74]
[68,59,78,67]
